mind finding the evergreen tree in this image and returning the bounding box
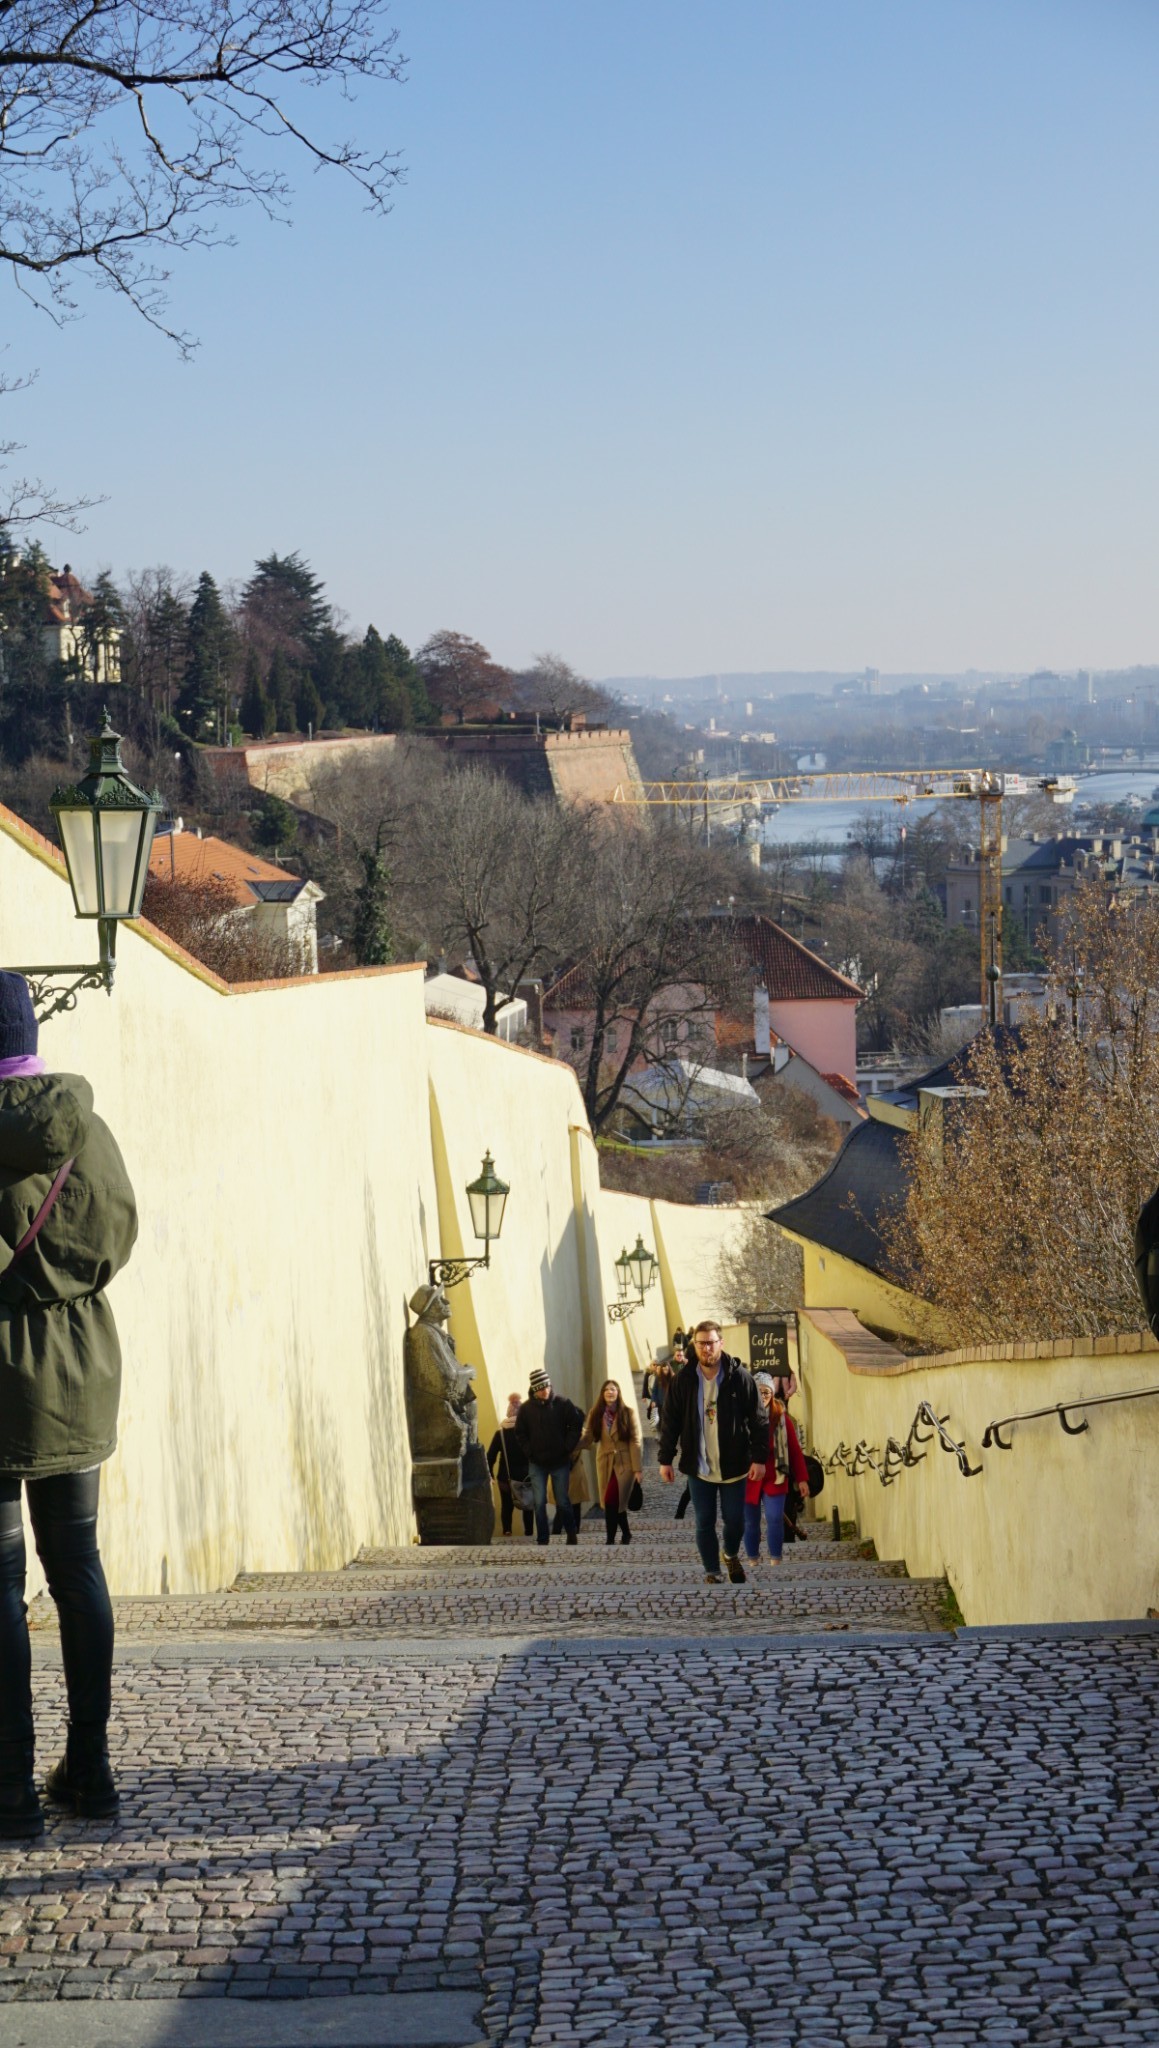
[0,541,67,763]
[176,571,234,741]
[267,648,297,733]
[238,651,270,739]
[383,634,434,726]
[359,625,408,730]
[352,831,395,965]
[251,793,299,858]
[295,671,324,735]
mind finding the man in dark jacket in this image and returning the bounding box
[514,1366,583,1545]
[0,973,137,1838]
[659,1319,765,1584]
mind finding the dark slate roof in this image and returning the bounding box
[768,1115,908,1282]
[768,1028,1024,1278]
[246,879,306,903]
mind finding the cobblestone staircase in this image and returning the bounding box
[29,1501,951,1642]
[10,1481,1159,2047]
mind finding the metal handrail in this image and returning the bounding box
[824,1399,981,1486]
[982,1382,1159,1450]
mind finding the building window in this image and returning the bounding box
[569,1026,585,1052]
[605,1026,618,1055]
[659,1018,679,1051]
[1040,886,1052,905]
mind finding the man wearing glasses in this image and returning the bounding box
[658,1320,765,1584]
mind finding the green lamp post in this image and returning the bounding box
[11,714,163,1020]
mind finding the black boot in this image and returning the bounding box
[605,1504,618,1544]
[45,1726,118,1820]
[619,1515,632,1545]
[0,1742,43,1840]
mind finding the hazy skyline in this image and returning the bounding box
[6,1,1159,678]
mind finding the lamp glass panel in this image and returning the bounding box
[57,808,101,916]
[468,1184,490,1240]
[97,809,152,917]
[614,1249,632,1299]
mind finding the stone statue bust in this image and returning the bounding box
[404,1282,479,1461]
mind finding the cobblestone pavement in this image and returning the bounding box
[4,1497,1159,2045]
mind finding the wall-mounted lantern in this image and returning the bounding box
[607,1233,659,1323]
[429,1150,510,1289]
[10,715,163,1022]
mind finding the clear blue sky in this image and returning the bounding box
[7,0,1159,677]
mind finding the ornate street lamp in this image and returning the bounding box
[429,1150,511,1289]
[11,715,163,1021]
[607,1233,659,1323]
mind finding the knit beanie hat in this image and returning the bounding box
[528,1366,551,1394]
[753,1373,776,1395]
[0,975,37,1060]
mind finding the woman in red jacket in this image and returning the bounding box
[744,1373,809,1567]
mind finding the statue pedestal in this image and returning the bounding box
[414,1444,495,1546]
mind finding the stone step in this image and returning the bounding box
[29,1570,948,1637]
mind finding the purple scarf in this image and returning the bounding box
[0,1055,45,1079]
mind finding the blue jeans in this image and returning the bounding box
[527,1462,576,1545]
[743,1493,786,1562]
[687,1474,746,1575]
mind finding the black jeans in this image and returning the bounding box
[0,1470,114,1749]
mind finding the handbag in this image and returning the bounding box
[628,1477,643,1512]
[499,1427,535,1513]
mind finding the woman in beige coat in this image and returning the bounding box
[581,1381,643,1546]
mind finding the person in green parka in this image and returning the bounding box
[0,973,137,1838]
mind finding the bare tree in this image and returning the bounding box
[715,1212,804,1321]
[559,821,740,1136]
[1,369,100,531]
[0,0,407,346]
[416,632,509,725]
[881,881,1159,1344]
[141,871,300,981]
[508,652,616,725]
[303,739,442,963]
[407,766,585,1033]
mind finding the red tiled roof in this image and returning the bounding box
[721,915,864,1003]
[45,567,96,626]
[147,832,297,907]
[821,1071,862,1105]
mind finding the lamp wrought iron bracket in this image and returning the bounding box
[428,1253,489,1291]
[10,921,117,1023]
[606,1299,640,1324]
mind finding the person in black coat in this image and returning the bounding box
[513,1367,584,1545]
[658,1320,765,1584]
[487,1394,534,1537]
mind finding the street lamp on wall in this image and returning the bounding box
[607,1233,659,1323]
[429,1151,510,1290]
[10,715,163,1022]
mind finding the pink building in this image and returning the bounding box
[541,914,862,1096]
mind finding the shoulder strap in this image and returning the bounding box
[499,1428,514,1481]
[10,1157,74,1266]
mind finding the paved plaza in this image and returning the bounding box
[1,1487,1157,2047]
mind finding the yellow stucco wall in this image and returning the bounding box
[0,809,760,1588]
[786,1231,928,1342]
[800,1308,1159,1624]
[0,811,435,1595]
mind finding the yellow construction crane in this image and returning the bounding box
[608,768,1078,1020]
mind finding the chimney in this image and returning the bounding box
[754,985,771,1057]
